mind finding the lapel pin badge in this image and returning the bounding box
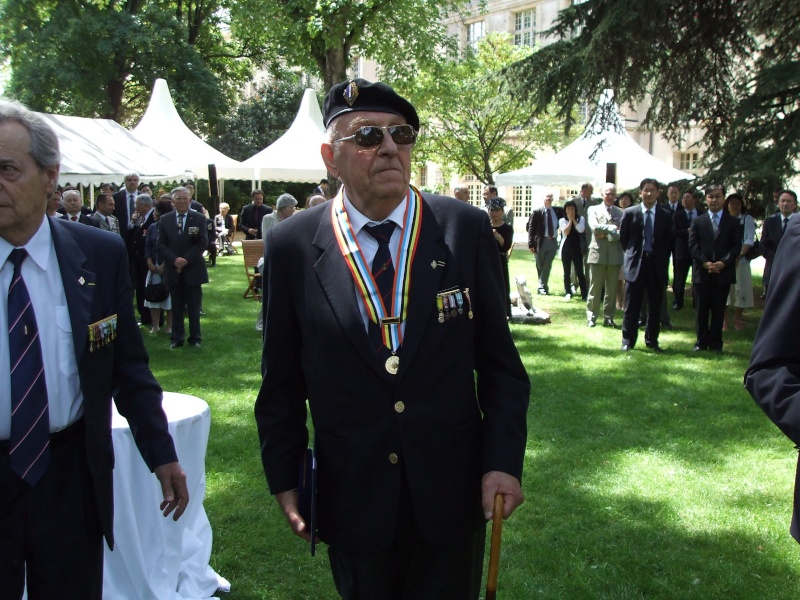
[78,276,85,285]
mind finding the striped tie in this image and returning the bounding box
[7,248,51,485]
[365,222,396,353]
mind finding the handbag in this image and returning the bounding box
[744,239,760,261]
[144,282,169,302]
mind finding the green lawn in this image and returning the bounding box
[142,251,800,599]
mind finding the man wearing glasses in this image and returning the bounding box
[255,79,530,599]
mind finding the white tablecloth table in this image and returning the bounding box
[23,392,227,599]
[103,391,227,599]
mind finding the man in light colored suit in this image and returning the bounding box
[586,182,624,328]
[89,193,120,235]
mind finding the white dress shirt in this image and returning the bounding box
[343,191,407,335]
[0,217,84,439]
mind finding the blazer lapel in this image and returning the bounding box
[312,215,383,375]
[49,218,95,356]
[395,199,446,379]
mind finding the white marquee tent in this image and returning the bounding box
[242,88,327,183]
[132,78,252,181]
[496,90,694,190]
[39,113,189,187]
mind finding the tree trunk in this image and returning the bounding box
[323,45,349,92]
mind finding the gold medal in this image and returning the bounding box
[385,355,399,374]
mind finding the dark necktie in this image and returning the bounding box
[783,217,789,232]
[364,222,396,353]
[7,249,51,485]
[70,216,77,222]
[644,210,653,252]
[129,194,136,224]
[688,211,693,225]
[607,205,612,215]
[545,209,553,238]
[178,213,185,234]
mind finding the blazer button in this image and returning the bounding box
[388,453,399,465]
[394,401,405,413]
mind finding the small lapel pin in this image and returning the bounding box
[431,260,437,269]
[78,276,85,285]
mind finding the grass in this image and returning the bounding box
[141,250,800,599]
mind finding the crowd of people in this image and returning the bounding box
[469,179,797,355]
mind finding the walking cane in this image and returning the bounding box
[485,493,504,600]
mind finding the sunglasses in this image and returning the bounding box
[333,125,418,148]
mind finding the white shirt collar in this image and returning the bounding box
[0,216,53,273]
[343,189,407,234]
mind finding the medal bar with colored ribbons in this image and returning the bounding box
[331,186,423,353]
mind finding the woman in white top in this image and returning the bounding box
[724,193,755,330]
[559,200,587,300]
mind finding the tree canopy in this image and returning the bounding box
[402,33,571,186]
[228,0,474,91]
[0,0,251,130]
[502,0,799,202]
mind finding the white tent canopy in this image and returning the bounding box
[39,113,189,187]
[132,79,252,180]
[496,90,694,190]
[242,88,327,183]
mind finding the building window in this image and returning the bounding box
[466,21,485,50]
[470,185,483,207]
[418,165,428,188]
[513,186,534,220]
[351,56,362,79]
[514,9,537,47]
[677,152,701,171]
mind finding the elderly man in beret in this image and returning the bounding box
[254,79,530,599]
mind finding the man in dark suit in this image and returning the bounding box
[0,100,188,600]
[688,183,742,353]
[88,193,121,235]
[745,214,800,544]
[112,172,140,240]
[61,189,94,225]
[619,178,673,352]
[671,189,704,310]
[761,189,797,295]
[157,186,208,349]
[312,178,329,198]
[239,188,272,240]
[129,194,156,328]
[255,79,530,599]
[572,183,598,292]
[526,193,563,295]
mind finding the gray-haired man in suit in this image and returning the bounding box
[586,182,624,328]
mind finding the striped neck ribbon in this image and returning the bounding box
[331,186,423,352]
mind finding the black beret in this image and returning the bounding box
[323,79,419,130]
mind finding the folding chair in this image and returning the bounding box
[241,240,264,300]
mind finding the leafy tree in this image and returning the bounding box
[228,0,475,91]
[0,0,251,130]
[501,0,799,208]
[401,33,572,185]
